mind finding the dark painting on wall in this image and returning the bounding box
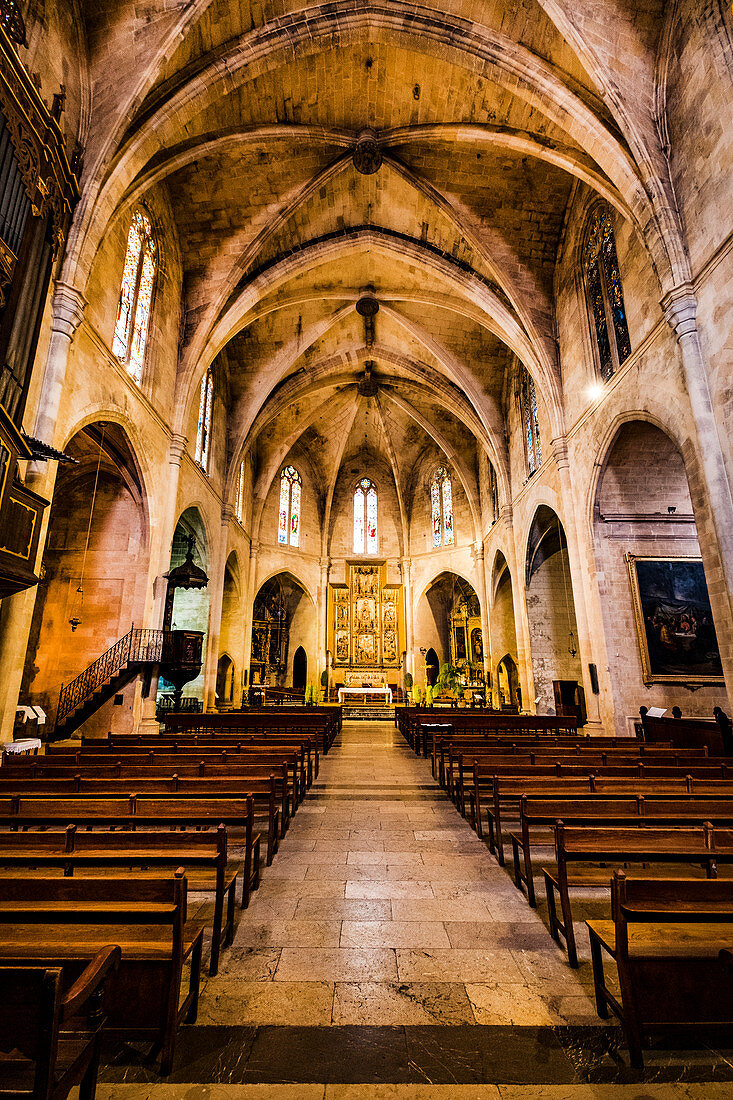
[626,554,723,683]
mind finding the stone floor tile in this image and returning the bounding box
[295,897,393,920]
[392,898,493,922]
[345,880,435,899]
[197,980,334,1025]
[332,981,475,1025]
[396,948,525,983]
[275,947,399,982]
[340,920,451,949]
[232,920,342,948]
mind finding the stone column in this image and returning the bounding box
[474,543,492,698]
[202,506,232,711]
[551,437,603,732]
[317,558,330,695]
[32,283,86,448]
[504,505,535,713]
[136,433,187,733]
[662,285,733,702]
[241,540,260,696]
[400,556,414,677]
[0,284,86,741]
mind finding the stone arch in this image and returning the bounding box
[525,504,583,714]
[159,506,211,705]
[250,571,317,688]
[21,420,150,734]
[590,417,730,730]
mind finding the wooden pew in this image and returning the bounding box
[544,822,722,966]
[469,760,733,841]
[0,823,250,974]
[640,707,733,757]
[510,796,733,906]
[587,872,733,1067]
[0,869,204,1075]
[0,945,120,1100]
[1,779,280,862]
[488,778,733,864]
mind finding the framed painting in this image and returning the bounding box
[626,554,723,684]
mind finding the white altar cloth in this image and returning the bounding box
[338,685,393,705]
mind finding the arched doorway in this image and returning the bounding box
[158,507,209,705]
[425,647,439,687]
[416,572,483,690]
[491,551,519,707]
[21,421,148,735]
[216,653,235,706]
[497,654,520,710]
[593,420,727,730]
[293,646,307,692]
[250,573,315,687]
[525,506,583,715]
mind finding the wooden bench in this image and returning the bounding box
[543,822,721,966]
[587,871,733,1067]
[510,796,733,909]
[0,869,204,1075]
[0,823,253,975]
[0,945,120,1099]
[469,761,733,842]
[488,780,733,865]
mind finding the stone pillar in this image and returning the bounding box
[317,558,330,694]
[242,540,260,696]
[504,506,535,713]
[202,507,232,711]
[136,433,187,733]
[32,283,86,448]
[474,544,492,698]
[400,556,414,679]
[662,285,733,703]
[551,437,603,731]
[0,285,86,742]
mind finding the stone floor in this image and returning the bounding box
[96,720,733,1098]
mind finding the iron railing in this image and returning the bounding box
[56,626,164,727]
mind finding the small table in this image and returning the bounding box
[338,685,393,705]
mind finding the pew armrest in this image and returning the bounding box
[61,943,121,1023]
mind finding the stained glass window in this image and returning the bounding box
[430,466,455,547]
[519,367,542,475]
[235,461,245,523]
[489,462,499,523]
[195,368,213,472]
[583,205,631,381]
[278,466,301,547]
[354,478,377,554]
[113,209,156,382]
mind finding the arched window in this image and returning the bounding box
[489,462,499,524]
[112,209,157,383]
[354,477,378,554]
[278,465,301,547]
[583,205,631,381]
[235,460,245,523]
[430,466,455,547]
[195,368,213,472]
[519,366,542,475]
[1,1,27,46]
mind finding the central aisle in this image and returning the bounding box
[99,721,733,1095]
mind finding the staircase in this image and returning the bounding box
[54,627,164,740]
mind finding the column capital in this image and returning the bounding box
[221,505,234,526]
[474,543,484,563]
[250,539,260,559]
[50,282,86,339]
[661,282,698,339]
[550,435,570,470]
[499,503,513,528]
[168,433,187,465]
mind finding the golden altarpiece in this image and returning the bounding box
[328,562,405,697]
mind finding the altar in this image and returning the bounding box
[337,670,393,705]
[338,684,393,705]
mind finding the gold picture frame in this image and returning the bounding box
[626,553,723,684]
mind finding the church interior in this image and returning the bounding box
[0,0,733,1096]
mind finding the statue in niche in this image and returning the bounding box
[472,627,483,664]
[356,633,375,663]
[383,628,397,661]
[383,601,396,624]
[336,631,349,661]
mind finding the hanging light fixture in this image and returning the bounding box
[68,424,105,632]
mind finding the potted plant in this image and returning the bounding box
[414,684,423,707]
[304,683,313,706]
[320,669,328,703]
[403,671,413,704]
